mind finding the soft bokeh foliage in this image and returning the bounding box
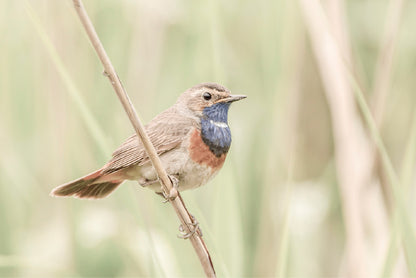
[1,0,416,277]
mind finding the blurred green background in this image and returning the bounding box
[1,0,416,277]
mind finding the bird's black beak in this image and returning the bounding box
[220,94,247,103]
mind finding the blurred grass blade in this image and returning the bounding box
[400,111,416,191]
[381,111,416,277]
[348,72,416,277]
[24,1,110,155]
[299,1,371,276]
[381,212,401,278]
[371,0,405,125]
[298,0,416,275]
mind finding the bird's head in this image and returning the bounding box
[176,82,246,123]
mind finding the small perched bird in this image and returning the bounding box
[51,83,246,199]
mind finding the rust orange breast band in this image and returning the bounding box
[189,129,226,171]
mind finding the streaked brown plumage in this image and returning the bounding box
[51,82,246,199]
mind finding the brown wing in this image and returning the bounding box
[102,107,196,174]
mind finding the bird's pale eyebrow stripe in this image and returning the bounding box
[210,119,228,128]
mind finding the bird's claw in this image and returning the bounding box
[161,175,179,203]
[177,214,203,239]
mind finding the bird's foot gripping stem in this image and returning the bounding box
[160,175,179,203]
[178,214,203,239]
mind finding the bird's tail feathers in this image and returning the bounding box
[50,169,123,199]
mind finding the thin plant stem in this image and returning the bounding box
[71,0,216,276]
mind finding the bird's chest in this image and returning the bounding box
[179,103,233,190]
[138,120,231,191]
[177,128,229,190]
[188,128,228,171]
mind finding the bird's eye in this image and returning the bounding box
[203,92,212,101]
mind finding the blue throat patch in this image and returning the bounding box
[201,103,232,157]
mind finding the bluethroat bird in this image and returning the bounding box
[51,83,246,199]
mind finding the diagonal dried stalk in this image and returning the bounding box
[72,0,216,277]
[370,0,406,215]
[369,0,407,276]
